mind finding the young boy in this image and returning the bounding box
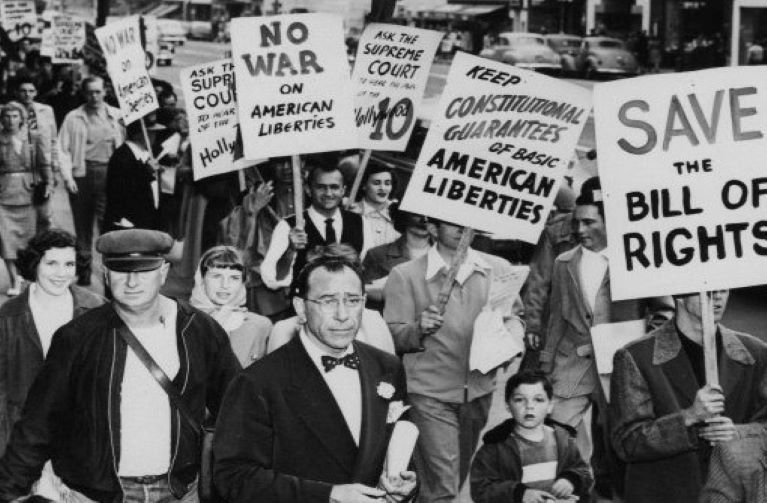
[470,371,593,503]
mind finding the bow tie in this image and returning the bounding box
[321,353,360,373]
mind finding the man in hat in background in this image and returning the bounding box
[539,177,673,496]
[0,229,240,503]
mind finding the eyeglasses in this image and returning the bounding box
[304,294,366,312]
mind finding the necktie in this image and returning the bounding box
[325,218,337,244]
[26,105,37,131]
[321,353,360,373]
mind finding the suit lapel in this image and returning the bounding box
[284,338,358,475]
[565,247,592,321]
[352,343,388,481]
[19,290,44,355]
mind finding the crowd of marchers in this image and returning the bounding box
[0,46,763,503]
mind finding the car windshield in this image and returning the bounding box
[550,38,580,49]
[511,36,545,46]
[598,40,625,49]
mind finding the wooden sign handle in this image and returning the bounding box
[700,291,719,387]
[140,117,157,164]
[291,154,304,229]
[347,149,372,207]
[435,227,476,314]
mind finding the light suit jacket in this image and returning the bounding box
[540,245,673,398]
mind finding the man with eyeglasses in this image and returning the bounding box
[215,253,417,503]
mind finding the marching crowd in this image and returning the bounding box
[0,32,764,503]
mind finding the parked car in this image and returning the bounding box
[480,32,561,72]
[575,36,639,78]
[545,34,582,75]
[157,18,186,46]
[156,42,174,66]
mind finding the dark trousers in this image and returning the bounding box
[409,393,493,502]
[68,161,108,278]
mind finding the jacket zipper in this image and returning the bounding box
[167,313,194,491]
[108,329,126,503]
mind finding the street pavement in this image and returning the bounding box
[0,39,765,503]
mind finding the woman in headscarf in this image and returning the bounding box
[190,245,272,367]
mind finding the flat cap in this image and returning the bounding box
[96,229,173,272]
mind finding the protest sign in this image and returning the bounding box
[1,0,38,41]
[95,16,158,124]
[593,66,767,300]
[399,52,591,242]
[39,11,54,57]
[181,59,241,180]
[352,23,442,151]
[230,13,356,159]
[52,15,86,64]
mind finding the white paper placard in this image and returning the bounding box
[0,0,37,41]
[594,67,767,300]
[399,52,591,243]
[352,23,442,151]
[95,16,158,123]
[52,15,85,64]
[231,13,357,159]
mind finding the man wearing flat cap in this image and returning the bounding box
[0,229,240,503]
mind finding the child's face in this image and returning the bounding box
[507,382,553,431]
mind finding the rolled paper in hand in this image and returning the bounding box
[386,421,419,479]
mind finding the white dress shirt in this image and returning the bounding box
[299,329,362,445]
[261,206,368,289]
[424,245,490,285]
[579,245,609,312]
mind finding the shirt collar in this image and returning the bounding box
[298,327,354,373]
[308,205,342,224]
[360,199,391,219]
[425,245,489,283]
[126,140,151,163]
[581,245,609,261]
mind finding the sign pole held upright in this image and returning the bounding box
[292,154,304,230]
[347,149,372,208]
[700,291,719,387]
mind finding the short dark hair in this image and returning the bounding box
[17,229,85,282]
[199,245,244,276]
[14,76,37,91]
[158,89,177,103]
[575,176,604,218]
[390,202,426,235]
[305,152,343,186]
[357,164,396,201]
[81,76,104,92]
[292,252,365,299]
[504,370,553,402]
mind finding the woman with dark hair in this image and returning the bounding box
[0,228,103,499]
[0,100,51,295]
[190,245,272,367]
[350,164,400,249]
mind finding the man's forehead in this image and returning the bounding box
[312,170,344,186]
[306,266,362,295]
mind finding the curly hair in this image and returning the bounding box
[16,229,84,282]
[292,245,364,299]
[0,101,26,126]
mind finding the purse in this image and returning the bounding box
[116,326,218,502]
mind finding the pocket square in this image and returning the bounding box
[386,401,410,424]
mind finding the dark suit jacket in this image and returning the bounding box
[214,335,408,503]
[103,143,162,233]
[610,322,767,503]
[540,245,674,398]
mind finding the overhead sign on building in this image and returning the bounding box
[400,51,591,243]
[230,13,357,158]
[594,66,767,300]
